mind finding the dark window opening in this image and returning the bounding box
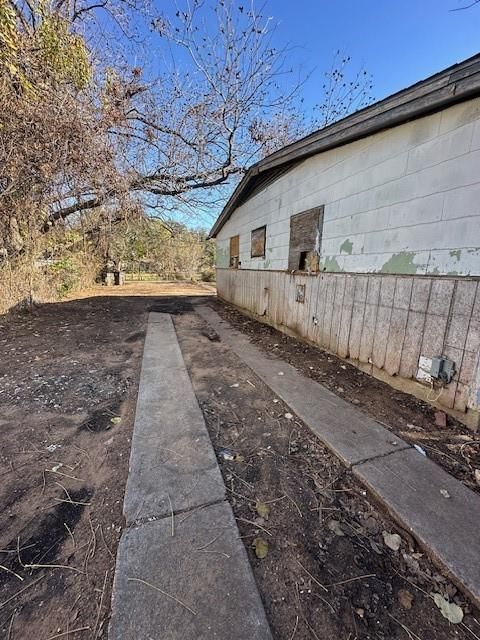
[298,250,319,272]
[288,206,324,272]
[298,251,308,271]
[251,225,266,258]
[229,235,239,268]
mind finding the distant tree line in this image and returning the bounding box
[110,219,215,282]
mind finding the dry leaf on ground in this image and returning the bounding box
[398,589,414,610]
[383,531,401,551]
[253,537,269,559]
[255,500,270,520]
[433,593,463,624]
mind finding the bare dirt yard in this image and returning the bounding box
[1,282,479,640]
[0,282,212,640]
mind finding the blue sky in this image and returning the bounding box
[272,0,480,109]
[114,0,480,229]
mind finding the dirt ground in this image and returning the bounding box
[1,282,479,640]
[209,299,480,495]
[172,298,480,640]
[0,282,212,639]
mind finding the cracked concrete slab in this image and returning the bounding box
[196,305,409,466]
[110,501,272,640]
[123,313,225,523]
[354,447,480,605]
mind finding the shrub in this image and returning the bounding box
[200,267,215,282]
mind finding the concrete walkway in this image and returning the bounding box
[197,304,480,608]
[109,313,272,639]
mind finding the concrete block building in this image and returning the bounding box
[209,55,480,427]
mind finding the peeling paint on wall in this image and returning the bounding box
[339,239,354,254]
[449,250,462,262]
[321,256,344,272]
[380,252,424,275]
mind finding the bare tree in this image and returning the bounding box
[450,1,480,9]
[1,0,373,252]
[314,51,374,127]
[249,51,374,158]
[32,0,306,231]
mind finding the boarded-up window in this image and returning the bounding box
[288,206,324,272]
[229,235,240,268]
[251,226,266,258]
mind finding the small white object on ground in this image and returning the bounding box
[327,520,345,536]
[413,444,427,456]
[218,448,235,461]
[383,531,402,551]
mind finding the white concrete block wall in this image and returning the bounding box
[216,97,480,276]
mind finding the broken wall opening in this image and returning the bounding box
[288,206,324,272]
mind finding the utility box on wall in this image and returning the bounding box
[417,355,456,385]
[430,356,456,384]
[295,284,306,303]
